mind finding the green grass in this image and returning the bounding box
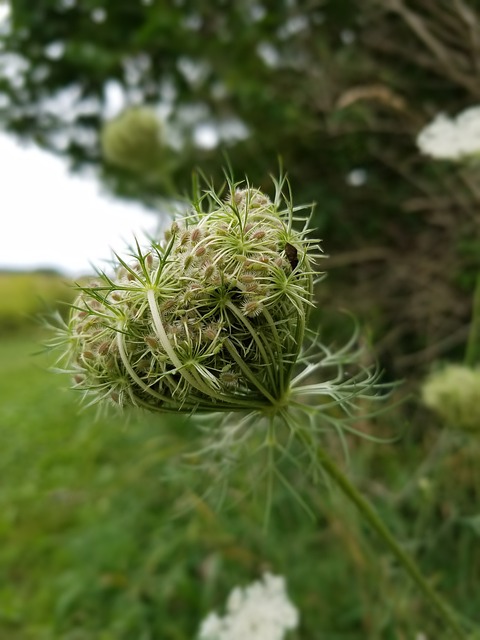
[1,333,479,639]
[0,271,74,334]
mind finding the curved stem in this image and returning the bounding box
[147,289,259,409]
[307,438,467,639]
[282,306,305,388]
[116,327,172,404]
[224,339,277,405]
[147,289,208,395]
[262,308,284,395]
[225,301,276,388]
[465,272,480,367]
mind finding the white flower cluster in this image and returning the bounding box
[416,106,480,160]
[198,573,299,640]
[421,364,480,432]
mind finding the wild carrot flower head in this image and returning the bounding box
[101,106,164,174]
[197,572,298,640]
[421,364,480,432]
[49,173,385,499]
[416,106,480,161]
[53,176,319,415]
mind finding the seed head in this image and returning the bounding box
[190,227,202,244]
[242,299,264,317]
[53,177,319,413]
[422,364,480,432]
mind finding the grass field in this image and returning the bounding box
[0,271,74,334]
[1,332,479,639]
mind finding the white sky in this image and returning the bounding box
[0,1,160,277]
[0,132,158,276]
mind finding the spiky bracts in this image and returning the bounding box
[55,178,320,413]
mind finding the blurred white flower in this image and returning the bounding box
[421,364,480,432]
[198,573,299,640]
[346,168,367,187]
[416,106,480,160]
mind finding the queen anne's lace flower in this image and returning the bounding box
[421,364,480,432]
[416,106,480,160]
[53,181,316,414]
[198,573,299,640]
[101,106,164,174]
[49,175,381,466]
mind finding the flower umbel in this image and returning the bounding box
[53,176,320,415]
[416,106,480,161]
[421,364,480,433]
[197,572,299,640]
[101,106,164,175]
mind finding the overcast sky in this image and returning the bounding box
[0,133,158,276]
[0,1,159,277]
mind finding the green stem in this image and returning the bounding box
[224,339,277,405]
[262,308,284,395]
[147,289,257,409]
[226,301,277,389]
[312,442,467,638]
[465,273,480,367]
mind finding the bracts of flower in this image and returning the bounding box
[54,177,321,415]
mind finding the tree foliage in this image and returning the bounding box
[1,1,362,200]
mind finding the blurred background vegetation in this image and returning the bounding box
[1,0,480,638]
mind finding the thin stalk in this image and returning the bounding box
[465,273,480,367]
[147,289,258,409]
[226,301,277,388]
[306,436,467,639]
[281,306,305,387]
[262,307,284,394]
[224,339,278,405]
[116,328,173,403]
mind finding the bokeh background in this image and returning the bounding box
[1,1,480,638]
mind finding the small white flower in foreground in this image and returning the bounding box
[416,106,480,160]
[198,573,299,640]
